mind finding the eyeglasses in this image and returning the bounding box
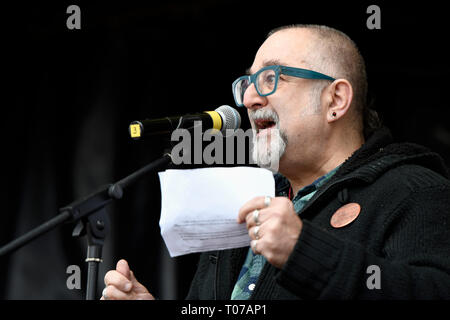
[232,65,335,107]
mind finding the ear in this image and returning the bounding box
[324,79,353,123]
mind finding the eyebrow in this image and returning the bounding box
[246,59,286,75]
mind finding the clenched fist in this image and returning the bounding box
[101,259,155,300]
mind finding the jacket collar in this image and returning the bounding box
[331,126,449,183]
[274,126,449,217]
[273,126,395,195]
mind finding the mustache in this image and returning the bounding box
[248,108,280,126]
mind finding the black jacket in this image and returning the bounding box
[186,127,450,299]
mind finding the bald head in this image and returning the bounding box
[266,25,370,133]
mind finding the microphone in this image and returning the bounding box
[129,105,241,140]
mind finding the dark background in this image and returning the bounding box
[1,0,449,299]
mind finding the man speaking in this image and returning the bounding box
[101,24,450,300]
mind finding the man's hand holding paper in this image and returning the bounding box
[158,167,275,257]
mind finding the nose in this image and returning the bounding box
[243,83,268,111]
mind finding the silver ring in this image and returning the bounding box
[102,287,108,300]
[253,226,260,240]
[253,209,260,225]
[264,196,272,207]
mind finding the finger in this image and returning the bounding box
[250,240,260,255]
[129,270,142,288]
[263,195,273,208]
[237,197,259,223]
[117,259,142,289]
[248,224,264,241]
[102,285,132,300]
[245,207,271,229]
[238,196,273,223]
[116,259,131,280]
[104,270,132,292]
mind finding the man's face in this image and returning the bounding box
[245,29,328,174]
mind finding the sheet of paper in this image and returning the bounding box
[158,167,275,257]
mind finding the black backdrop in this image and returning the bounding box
[1,1,449,299]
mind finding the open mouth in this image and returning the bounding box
[254,119,277,134]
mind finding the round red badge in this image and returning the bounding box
[330,203,361,228]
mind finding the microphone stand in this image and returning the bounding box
[0,153,172,300]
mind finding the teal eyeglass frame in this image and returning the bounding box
[232,65,336,107]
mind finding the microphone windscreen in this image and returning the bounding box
[215,105,241,135]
